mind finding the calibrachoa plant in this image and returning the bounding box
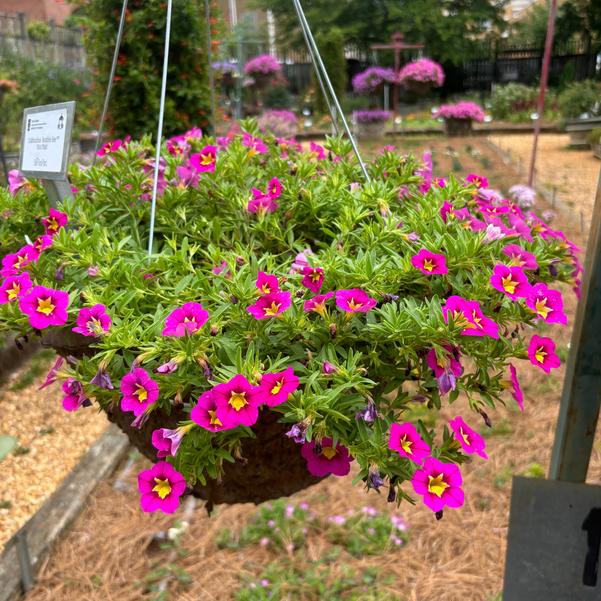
[243,54,281,76]
[435,102,486,122]
[352,66,396,95]
[353,110,390,124]
[0,121,579,517]
[398,58,444,87]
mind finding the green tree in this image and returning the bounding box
[75,0,212,139]
[252,0,508,65]
[313,27,347,114]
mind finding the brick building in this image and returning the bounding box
[0,0,74,25]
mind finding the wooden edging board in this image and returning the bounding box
[0,424,129,601]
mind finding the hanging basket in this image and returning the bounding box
[40,328,324,508]
[403,80,434,95]
[250,72,275,90]
[443,117,474,137]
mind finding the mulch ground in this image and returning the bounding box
[17,136,601,600]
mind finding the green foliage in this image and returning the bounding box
[26,21,52,42]
[490,84,559,123]
[313,28,347,115]
[522,462,545,478]
[587,128,601,145]
[263,86,292,109]
[75,0,211,138]
[558,80,601,119]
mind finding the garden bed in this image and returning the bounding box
[0,355,108,549]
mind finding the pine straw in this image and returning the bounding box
[24,137,600,601]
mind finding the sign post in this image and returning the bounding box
[19,101,75,206]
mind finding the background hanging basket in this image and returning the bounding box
[404,80,434,95]
[443,117,474,136]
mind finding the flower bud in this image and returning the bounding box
[329,323,337,338]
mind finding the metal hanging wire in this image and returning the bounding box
[92,0,129,165]
[147,0,173,256]
[204,0,217,134]
[291,0,370,182]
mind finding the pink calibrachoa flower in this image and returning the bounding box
[501,244,538,270]
[527,335,561,373]
[39,356,65,390]
[1,245,38,277]
[120,368,159,416]
[412,457,464,513]
[42,208,68,235]
[175,164,200,188]
[335,289,377,313]
[257,367,299,407]
[247,291,291,319]
[308,141,326,160]
[505,364,524,411]
[247,190,279,214]
[465,173,488,189]
[426,346,462,395]
[151,425,193,458]
[0,272,32,304]
[33,235,53,254]
[191,390,231,432]
[138,461,186,514]
[161,302,209,337]
[449,416,488,459]
[304,291,334,316]
[189,145,217,172]
[72,304,112,337]
[490,264,531,300]
[411,249,448,275]
[525,283,567,325]
[267,177,282,199]
[442,296,499,339]
[256,272,280,295]
[301,437,352,477]
[8,170,29,195]
[61,378,89,412]
[301,266,324,293]
[242,133,268,157]
[19,285,69,329]
[213,374,262,427]
[96,138,124,156]
[388,422,431,464]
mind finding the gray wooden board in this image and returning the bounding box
[0,424,129,601]
[504,476,601,600]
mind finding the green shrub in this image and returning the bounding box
[558,80,601,119]
[587,128,601,145]
[313,27,347,115]
[74,0,212,138]
[26,21,51,42]
[490,83,558,123]
[263,85,292,109]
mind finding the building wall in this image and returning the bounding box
[0,0,74,25]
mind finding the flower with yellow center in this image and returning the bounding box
[423,259,434,272]
[229,391,248,411]
[321,446,338,460]
[260,284,272,294]
[459,427,470,446]
[152,477,172,499]
[310,271,321,282]
[501,275,517,295]
[451,310,470,329]
[200,153,214,165]
[400,434,413,455]
[135,384,148,402]
[534,297,552,319]
[89,316,105,335]
[270,380,284,395]
[348,298,363,311]
[208,410,222,426]
[7,283,20,301]
[427,473,449,498]
[264,301,282,317]
[535,346,547,364]
[36,297,55,316]
[47,217,59,232]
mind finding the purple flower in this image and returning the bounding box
[72,304,112,337]
[151,426,191,458]
[90,366,114,389]
[285,422,307,444]
[352,66,396,94]
[356,399,378,422]
[154,359,179,374]
[243,54,281,75]
[353,110,390,124]
[39,356,65,390]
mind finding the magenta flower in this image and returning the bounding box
[151,425,191,458]
[304,291,334,316]
[61,378,89,412]
[507,364,524,411]
[465,173,489,189]
[412,457,464,513]
[242,134,268,156]
[322,361,337,374]
[162,302,209,337]
[267,177,282,199]
[1,245,38,277]
[442,296,499,339]
[120,368,159,416]
[490,264,531,300]
[525,283,567,324]
[256,272,280,295]
[19,285,69,329]
[398,58,444,87]
[257,367,299,407]
[189,145,217,172]
[501,244,538,270]
[191,389,232,432]
[449,416,488,459]
[301,266,324,293]
[426,346,462,395]
[138,461,186,514]
[309,141,326,160]
[175,164,200,188]
[388,422,430,464]
[247,190,279,214]
[39,356,65,390]
[411,249,448,275]
[247,291,292,319]
[42,208,68,235]
[72,304,112,337]
[96,138,124,156]
[301,437,352,477]
[0,272,32,304]
[435,102,485,122]
[335,289,377,313]
[243,54,281,75]
[213,373,261,427]
[33,235,54,254]
[166,135,190,156]
[8,170,29,195]
[527,335,561,373]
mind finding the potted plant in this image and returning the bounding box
[352,66,396,96]
[353,110,390,138]
[398,58,444,95]
[243,54,282,90]
[0,123,578,517]
[435,102,486,136]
